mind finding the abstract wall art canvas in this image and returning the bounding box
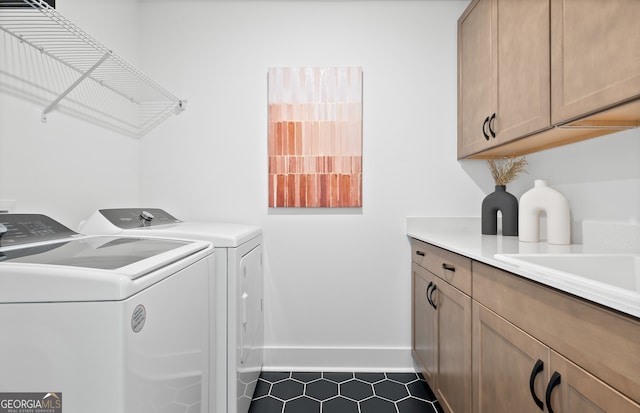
[268,67,363,208]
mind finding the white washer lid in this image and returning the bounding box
[0,235,212,303]
[122,221,261,247]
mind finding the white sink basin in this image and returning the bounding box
[494,254,640,293]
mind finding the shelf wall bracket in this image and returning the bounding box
[175,100,187,114]
[41,51,112,123]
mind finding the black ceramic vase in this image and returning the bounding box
[482,185,518,236]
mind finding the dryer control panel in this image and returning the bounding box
[99,208,182,229]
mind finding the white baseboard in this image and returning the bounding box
[262,346,414,372]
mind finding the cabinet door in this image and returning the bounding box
[472,302,549,413]
[547,352,640,413]
[434,276,472,413]
[473,261,640,404]
[458,0,551,159]
[551,0,640,124]
[412,263,437,387]
[458,0,492,158]
[494,0,550,142]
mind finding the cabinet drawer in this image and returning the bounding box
[473,261,640,404]
[411,238,472,295]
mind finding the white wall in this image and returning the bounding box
[1,0,638,371]
[137,0,481,370]
[0,0,141,226]
[137,0,640,371]
[474,128,640,242]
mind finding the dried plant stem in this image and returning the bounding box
[487,156,528,186]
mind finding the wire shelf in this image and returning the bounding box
[0,0,185,137]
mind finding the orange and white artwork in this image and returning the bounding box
[268,67,363,208]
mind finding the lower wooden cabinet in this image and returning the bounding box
[549,352,640,413]
[473,261,640,404]
[412,262,437,385]
[433,273,472,413]
[412,262,471,413]
[410,238,640,413]
[473,301,549,413]
[473,301,640,413]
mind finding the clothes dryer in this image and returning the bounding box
[80,208,263,413]
[0,214,214,413]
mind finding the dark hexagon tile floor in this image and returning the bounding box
[248,371,443,413]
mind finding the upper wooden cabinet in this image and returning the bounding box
[458,0,551,159]
[457,0,492,159]
[551,0,640,124]
[458,0,640,159]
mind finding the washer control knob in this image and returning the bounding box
[139,210,154,226]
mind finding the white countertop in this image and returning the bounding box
[406,217,640,319]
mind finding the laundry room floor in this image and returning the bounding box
[248,371,443,413]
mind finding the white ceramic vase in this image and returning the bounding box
[519,180,571,245]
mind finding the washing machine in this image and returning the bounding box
[0,213,215,413]
[79,208,263,413]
